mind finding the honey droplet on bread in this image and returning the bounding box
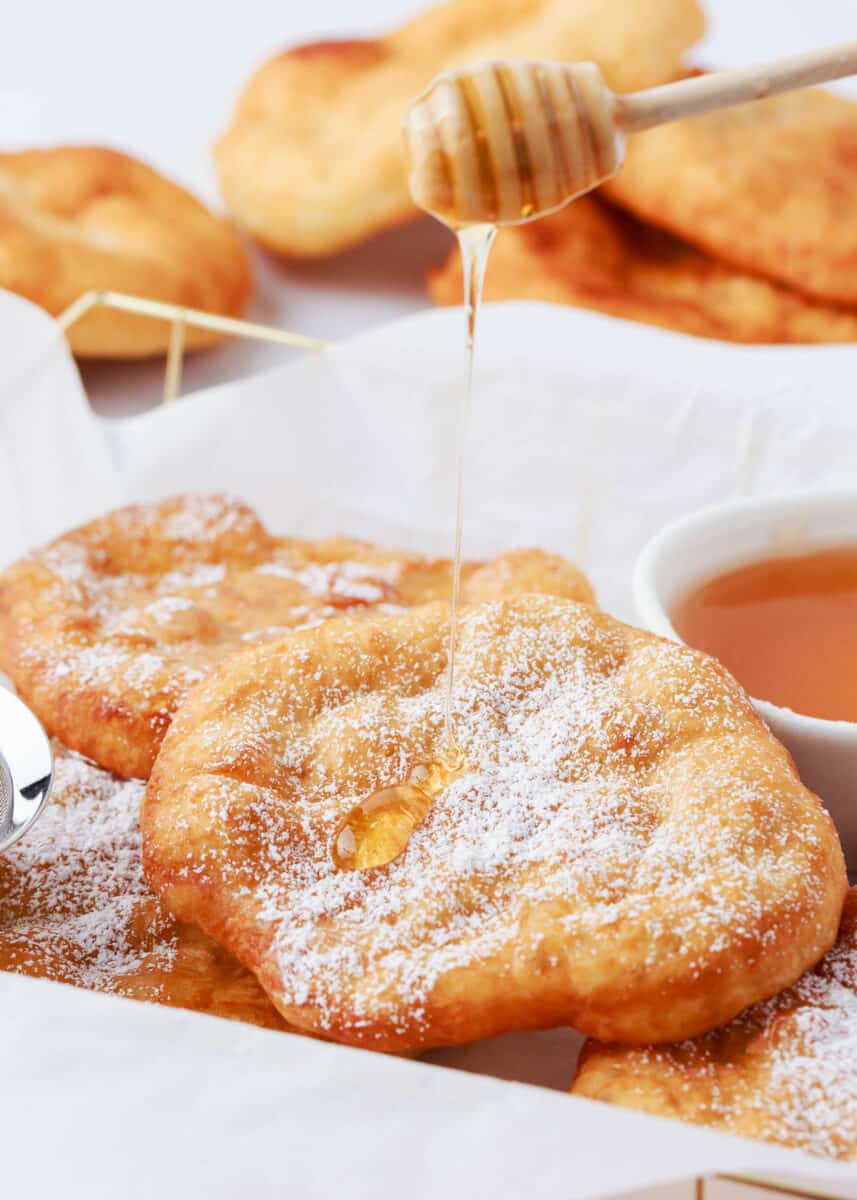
[332,748,464,871]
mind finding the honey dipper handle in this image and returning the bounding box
[616,41,857,133]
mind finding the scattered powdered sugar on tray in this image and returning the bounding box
[159,597,838,1045]
[0,750,177,990]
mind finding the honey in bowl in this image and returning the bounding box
[672,546,857,724]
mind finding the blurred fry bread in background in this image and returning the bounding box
[427,195,857,344]
[0,147,251,358]
[215,0,705,259]
[604,87,857,308]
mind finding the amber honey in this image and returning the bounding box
[332,751,465,871]
[673,546,857,723]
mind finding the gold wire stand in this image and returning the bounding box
[56,290,329,405]
[52,290,847,1200]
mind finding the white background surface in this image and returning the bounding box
[1,0,856,412]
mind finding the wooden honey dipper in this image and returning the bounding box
[403,43,857,226]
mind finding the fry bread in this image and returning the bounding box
[574,888,857,1161]
[215,0,705,257]
[428,194,857,343]
[605,87,857,308]
[143,596,845,1052]
[0,146,251,357]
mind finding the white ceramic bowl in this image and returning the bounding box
[634,488,857,868]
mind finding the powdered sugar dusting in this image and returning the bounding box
[1,496,595,782]
[157,596,838,1047]
[618,894,857,1160]
[761,931,857,1157]
[257,558,398,604]
[0,497,448,773]
[157,494,256,544]
[0,750,177,989]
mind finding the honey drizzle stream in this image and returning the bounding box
[332,223,496,873]
[443,222,496,754]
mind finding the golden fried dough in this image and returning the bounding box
[0,494,593,780]
[0,146,251,357]
[142,596,845,1053]
[605,87,857,308]
[214,0,704,258]
[0,744,289,1031]
[573,887,857,1161]
[428,194,857,343]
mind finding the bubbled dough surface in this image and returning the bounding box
[143,594,846,1053]
[0,494,593,779]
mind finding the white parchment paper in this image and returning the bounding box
[1,289,856,1199]
[4,292,857,618]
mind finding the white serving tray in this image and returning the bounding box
[1,290,856,1199]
